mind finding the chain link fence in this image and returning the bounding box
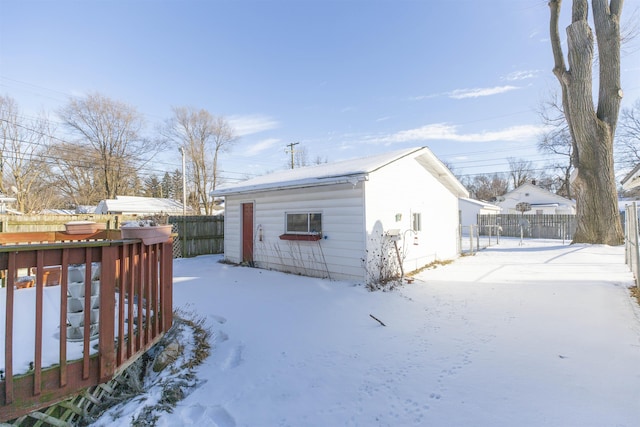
[624,202,640,288]
[459,224,501,255]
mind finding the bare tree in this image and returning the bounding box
[294,146,309,168]
[163,107,237,214]
[282,144,329,170]
[507,157,535,189]
[549,0,624,245]
[49,142,105,206]
[0,95,57,212]
[537,92,575,198]
[616,98,640,170]
[313,155,328,165]
[58,93,156,200]
[463,173,509,201]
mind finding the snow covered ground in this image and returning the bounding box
[92,238,640,427]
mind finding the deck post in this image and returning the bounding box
[161,240,173,332]
[98,245,116,383]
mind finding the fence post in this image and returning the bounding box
[625,205,630,266]
[182,216,187,258]
[469,225,473,254]
[631,202,640,288]
[519,225,524,246]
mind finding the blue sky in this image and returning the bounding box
[2,0,640,184]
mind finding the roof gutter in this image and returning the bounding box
[213,174,369,197]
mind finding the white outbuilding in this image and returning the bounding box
[213,147,468,284]
[458,197,502,228]
[95,196,191,215]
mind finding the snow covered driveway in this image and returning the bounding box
[114,238,640,426]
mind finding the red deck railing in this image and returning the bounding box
[0,230,173,421]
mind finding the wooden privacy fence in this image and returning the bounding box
[0,215,225,258]
[0,230,173,422]
[170,215,224,258]
[0,215,134,233]
[477,214,576,240]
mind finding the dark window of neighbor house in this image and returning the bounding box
[286,212,322,234]
[412,212,422,232]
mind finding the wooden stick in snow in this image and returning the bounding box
[369,314,386,327]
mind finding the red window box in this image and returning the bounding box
[279,234,322,241]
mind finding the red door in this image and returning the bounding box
[242,203,254,264]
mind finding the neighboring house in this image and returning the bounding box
[41,206,98,215]
[213,147,469,284]
[621,164,640,190]
[95,196,191,215]
[459,197,501,226]
[0,195,17,214]
[495,182,576,215]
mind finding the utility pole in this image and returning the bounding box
[179,146,187,258]
[179,147,187,216]
[286,142,300,169]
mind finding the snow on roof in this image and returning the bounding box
[41,209,77,215]
[621,164,640,190]
[498,182,576,206]
[214,146,468,197]
[96,196,189,215]
[459,197,501,210]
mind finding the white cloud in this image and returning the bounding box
[409,93,440,101]
[503,70,541,81]
[228,114,279,136]
[411,85,521,101]
[378,123,545,143]
[245,138,281,156]
[448,85,520,99]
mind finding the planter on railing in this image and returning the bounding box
[64,221,106,235]
[121,225,172,245]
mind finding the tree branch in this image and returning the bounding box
[593,0,623,132]
[549,0,567,81]
[369,314,386,327]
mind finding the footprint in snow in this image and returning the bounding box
[221,344,243,371]
[210,314,227,324]
[181,403,236,427]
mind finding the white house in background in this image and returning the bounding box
[495,182,576,215]
[458,197,501,226]
[213,147,469,284]
[95,196,191,215]
[621,164,640,190]
[0,194,18,214]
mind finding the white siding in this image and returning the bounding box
[221,151,464,285]
[223,182,367,282]
[222,198,245,263]
[459,199,500,227]
[365,156,460,277]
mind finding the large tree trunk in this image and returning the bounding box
[549,0,624,245]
